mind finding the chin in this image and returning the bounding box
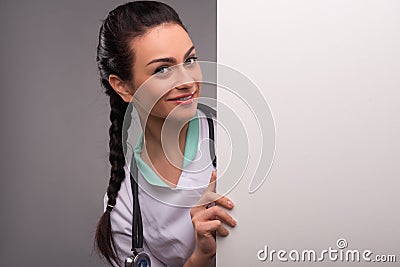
[164,99,198,123]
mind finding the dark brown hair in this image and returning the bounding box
[95,1,187,266]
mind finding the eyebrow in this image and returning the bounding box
[146,45,195,66]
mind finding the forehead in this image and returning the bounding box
[130,23,193,64]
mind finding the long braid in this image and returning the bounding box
[95,89,129,267]
[107,89,129,209]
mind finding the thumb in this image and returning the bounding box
[208,171,217,192]
[194,171,219,207]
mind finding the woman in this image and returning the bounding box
[94,1,237,266]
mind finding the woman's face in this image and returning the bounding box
[128,23,202,122]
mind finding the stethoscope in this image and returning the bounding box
[124,103,216,267]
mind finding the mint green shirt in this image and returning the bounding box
[133,110,199,187]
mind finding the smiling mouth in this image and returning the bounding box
[167,90,197,104]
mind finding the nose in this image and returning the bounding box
[174,80,195,90]
[173,65,196,90]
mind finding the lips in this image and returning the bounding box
[167,90,196,101]
[166,90,197,105]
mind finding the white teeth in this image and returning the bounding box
[177,95,191,101]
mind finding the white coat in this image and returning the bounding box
[103,108,217,267]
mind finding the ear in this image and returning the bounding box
[108,74,134,102]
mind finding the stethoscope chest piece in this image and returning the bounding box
[125,249,151,267]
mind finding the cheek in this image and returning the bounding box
[196,81,202,93]
[133,82,171,118]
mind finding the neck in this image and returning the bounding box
[140,113,189,166]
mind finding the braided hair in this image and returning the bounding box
[94,1,187,266]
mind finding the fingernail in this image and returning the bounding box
[227,200,234,207]
[232,219,237,226]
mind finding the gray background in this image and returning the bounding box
[0,1,216,266]
[217,0,399,266]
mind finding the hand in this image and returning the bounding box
[186,171,237,266]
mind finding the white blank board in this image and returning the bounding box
[217,0,400,266]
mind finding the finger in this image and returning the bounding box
[205,172,235,210]
[213,195,234,210]
[207,170,216,193]
[195,205,237,228]
[196,190,221,207]
[215,224,229,237]
[191,171,218,212]
[195,220,222,236]
[195,220,229,237]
